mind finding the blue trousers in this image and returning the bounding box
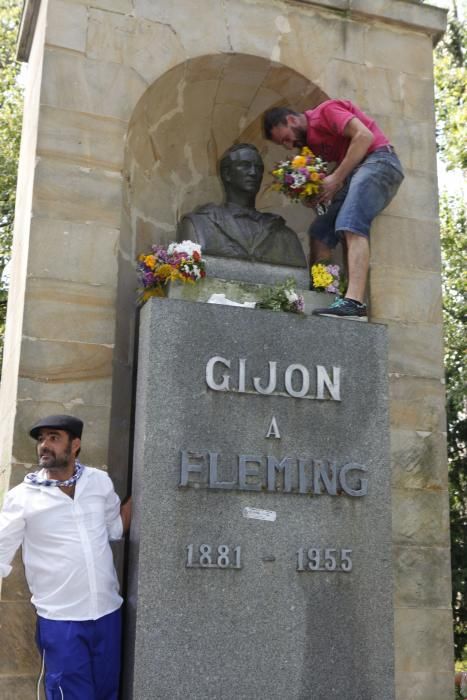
[36,608,122,700]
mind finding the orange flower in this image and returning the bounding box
[144,255,157,269]
[292,155,307,168]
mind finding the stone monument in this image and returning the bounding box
[0,1,453,698]
[126,295,394,699]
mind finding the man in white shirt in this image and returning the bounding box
[0,414,131,700]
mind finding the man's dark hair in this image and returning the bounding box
[262,107,300,140]
[219,143,263,182]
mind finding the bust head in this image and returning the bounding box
[219,144,264,202]
[176,141,307,269]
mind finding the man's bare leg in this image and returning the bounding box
[310,237,333,264]
[343,231,369,304]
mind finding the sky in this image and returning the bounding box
[426,0,466,16]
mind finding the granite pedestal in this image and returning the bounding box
[126,296,394,699]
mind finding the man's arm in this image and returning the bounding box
[120,496,131,534]
[0,492,26,578]
[318,117,374,203]
[103,473,130,540]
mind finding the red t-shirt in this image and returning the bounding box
[305,100,390,164]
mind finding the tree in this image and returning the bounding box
[435,0,467,663]
[0,0,23,369]
[439,193,467,662]
[434,1,467,171]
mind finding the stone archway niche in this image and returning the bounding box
[109,54,328,486]
[123,53,328,261]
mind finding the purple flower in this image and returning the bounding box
[291,295,305,313]
[143,270,154,286]
[152,245,169,263]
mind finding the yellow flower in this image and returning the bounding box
[169,269,185,283]
[310,172,320,182]
[302,146,312,156]
[141,286,165,302]
[144,255,157,269]
[272,168,284,177]
[292,155,307,168]
[311,264,333,289]
[157,263,173,280]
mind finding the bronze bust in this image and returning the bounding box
[177,144,306,268]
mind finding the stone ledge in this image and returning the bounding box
[164,273,337,317]
[202,256,310,287]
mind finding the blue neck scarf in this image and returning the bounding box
[24,462,84,488]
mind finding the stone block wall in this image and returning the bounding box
[0,0,451,697]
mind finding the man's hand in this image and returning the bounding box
[317,173,344,204]
[301,198,318,209]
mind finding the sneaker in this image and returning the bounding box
[312,297,367,320]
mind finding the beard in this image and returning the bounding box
[292,126,308,148]
[38,444,72,471]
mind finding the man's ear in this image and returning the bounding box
[286,114,300,128]
[71,437,81,457]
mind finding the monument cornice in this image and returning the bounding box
[290,0,447,44]
[16,0,447,63]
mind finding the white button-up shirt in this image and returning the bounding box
[0,466,123,620]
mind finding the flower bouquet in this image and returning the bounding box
[270,146,328,212]
[137,240,206,305]
[256,279,304,315]
[311,263,344,295]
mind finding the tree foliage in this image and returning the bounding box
[0,0,23,368]
[440,193,467,662]
[435,1,467,663]
[434,2,467,171]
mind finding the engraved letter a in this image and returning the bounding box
[266,416,281,439]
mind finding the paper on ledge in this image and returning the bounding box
[208,293,256,308]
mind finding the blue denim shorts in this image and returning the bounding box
[309,147,404,248]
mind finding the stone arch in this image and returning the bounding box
[124,54,328,257]
[109,54,328,486]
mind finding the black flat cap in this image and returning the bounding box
[29,414,83,440]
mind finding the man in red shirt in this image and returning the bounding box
[263,101,404,318]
